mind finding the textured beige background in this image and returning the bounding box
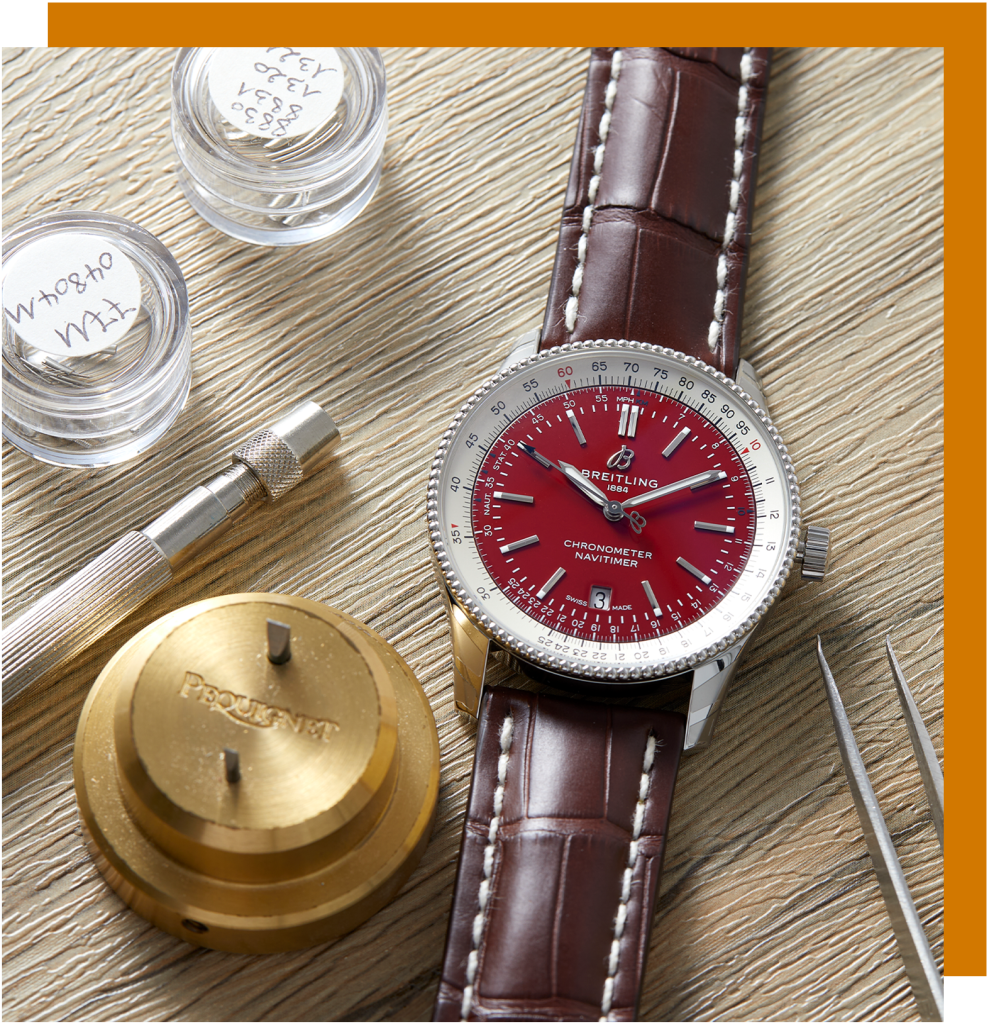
[2,47,942,1022]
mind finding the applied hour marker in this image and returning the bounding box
[677,556,712,586]
[641,580,663,619]
[662,427,691,458]
[566,409,587,446]
[493,491,534,504]
[499,534,540,554]
[536,567,566,600]
[695,521,735,535]
[617,403,640,439]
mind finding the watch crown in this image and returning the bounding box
[797,524,830,581]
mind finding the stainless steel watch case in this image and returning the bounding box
[427,332,814,754]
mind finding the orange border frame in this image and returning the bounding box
[44,0,986,978]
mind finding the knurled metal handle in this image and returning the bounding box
[2,402,340,709]
[2,531,173,705]
[233,429,304,500]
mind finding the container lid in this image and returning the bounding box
[2,211,191,468]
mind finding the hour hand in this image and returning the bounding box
[557,460,607,507]
[516,442,608,509]
[622,470,727,509]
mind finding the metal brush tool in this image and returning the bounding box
[2,401,340,706]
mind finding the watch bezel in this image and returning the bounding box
[427,338,801,685]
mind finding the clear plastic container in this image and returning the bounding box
[170,47,387,246]
[2,211,192,468]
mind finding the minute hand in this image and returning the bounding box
[621,470,728,509]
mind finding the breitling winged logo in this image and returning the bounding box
[606,445,635,470]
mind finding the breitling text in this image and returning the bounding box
[580,470,659,488]
[179,671,339,741]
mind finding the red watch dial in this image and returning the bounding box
[471,386,756,643]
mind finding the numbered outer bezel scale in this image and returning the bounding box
[427,339,801,685]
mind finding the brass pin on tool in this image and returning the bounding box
[2,401,340,707]
[224,748,241,785]
[267,620,292,665]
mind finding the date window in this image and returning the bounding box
[589,585,612,611]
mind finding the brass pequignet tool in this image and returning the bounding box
[2,401,339,707]
[74,593,440,953]
[816,637,943,1021]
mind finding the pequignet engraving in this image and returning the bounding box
[179,671,339,742]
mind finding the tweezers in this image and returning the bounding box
[816,636,944,1021]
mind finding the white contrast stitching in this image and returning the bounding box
[565,49,623,334]
[460,713,514,1022]
[599,732,660,1022]
[707,48,756,354]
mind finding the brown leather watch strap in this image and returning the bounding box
[540,47,771,380]
[434,687,685,1022]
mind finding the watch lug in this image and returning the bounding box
[445,593,492,718]
[498,328,541,373]
[683,635,751,754]
[735,358,768,410]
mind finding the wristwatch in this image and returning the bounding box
[426,48,829,1021]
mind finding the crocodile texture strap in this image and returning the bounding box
[434,687,685,1022]
[540,47,772,380]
